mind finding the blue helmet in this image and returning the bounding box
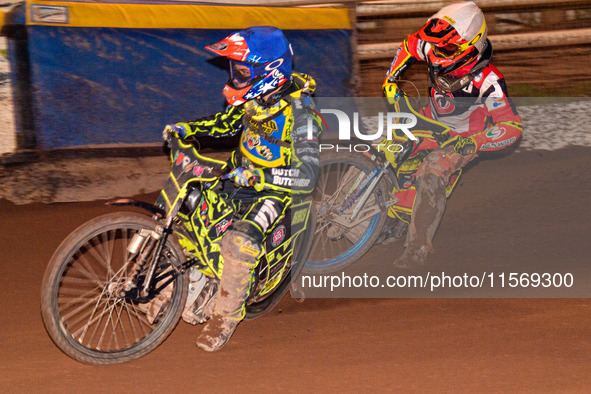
[206,26,293,105]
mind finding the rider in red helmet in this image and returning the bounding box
[381,1,522,267]
[164,26,323,351]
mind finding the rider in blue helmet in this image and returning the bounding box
[206,25,294,106]
[163,26,323,352]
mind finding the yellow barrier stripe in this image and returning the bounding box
[26,1,351,30]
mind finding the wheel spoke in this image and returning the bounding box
[122,301,142,341]
[106,299,124,351]
[99,230,116,276]
[60,275,103,288]
[114,299,133,349]
[129,301,153,333]
[71,252,105,287]
[96,299,117,351]
[85,238,112,273]
[58,287,103,310]
[60,285,107,323]
[72,290,109,343]
[68,296,109,340]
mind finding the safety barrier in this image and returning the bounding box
[358,27,591,60]
[0,0,589,156]
[1,0,353,150]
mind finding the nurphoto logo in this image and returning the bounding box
[307,109,418,152]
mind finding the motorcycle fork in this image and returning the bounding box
[340,163,395,222]
[140,217,174,297]
[124,197,190,299]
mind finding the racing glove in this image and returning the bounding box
[382,80,401,104]
[162,123,191,140]
[442,135,477,155]
[227,167,261,187]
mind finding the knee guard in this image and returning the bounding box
[220,221,264,268]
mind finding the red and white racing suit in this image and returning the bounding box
[383,33,523,254]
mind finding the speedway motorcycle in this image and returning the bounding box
[305,91,459,273]
[41,133,314,365]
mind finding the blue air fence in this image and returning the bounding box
[2,1,353,151]
[291,96,591,298]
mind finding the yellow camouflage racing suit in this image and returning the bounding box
[174,72,322,322]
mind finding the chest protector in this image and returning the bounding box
[239,100,292,167]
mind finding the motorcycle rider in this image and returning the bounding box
[381,1,522,267]
[164,26,322,351]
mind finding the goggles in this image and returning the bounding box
[431,43,462,59]
[229,61,256,85]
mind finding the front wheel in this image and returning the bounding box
[41,212,188,365]
[305,151,390,273]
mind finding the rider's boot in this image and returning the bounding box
[393,245,431,269]
[394,173,446,269]
[196,228,260,352]
[376,215,409,245]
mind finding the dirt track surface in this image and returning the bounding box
[1,146,590,391]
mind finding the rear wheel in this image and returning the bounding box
[41,212,188,365]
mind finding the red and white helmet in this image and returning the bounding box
[417,1,491,92]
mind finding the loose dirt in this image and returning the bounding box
[1,146,589,392]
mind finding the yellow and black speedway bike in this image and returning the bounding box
[41,134,314,365]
